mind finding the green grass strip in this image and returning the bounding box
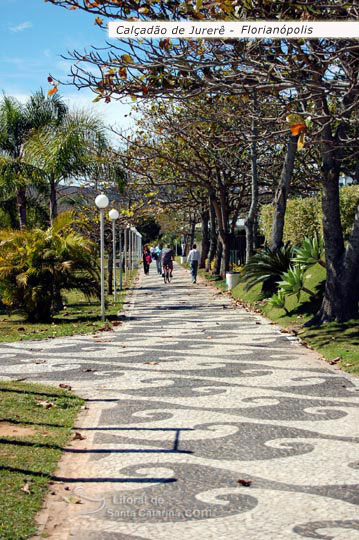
[0,381,84,539]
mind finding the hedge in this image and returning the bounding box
[260,185,359,246]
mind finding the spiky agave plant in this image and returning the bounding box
[267,290,290,315]
[239,243,294,294]
[0,211,100,322]
[292,235,325,268]
[278,265,315,302]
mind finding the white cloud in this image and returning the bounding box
[62,92,135,133]
[9,21,32,33]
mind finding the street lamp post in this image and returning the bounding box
[119,226,123,291]
[95,193,109,321]
[109,209,119,303]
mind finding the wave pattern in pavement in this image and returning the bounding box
[1,263,359,540]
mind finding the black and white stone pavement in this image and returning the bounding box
[2,263,359,539]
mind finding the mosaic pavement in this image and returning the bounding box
[1,263,359,540]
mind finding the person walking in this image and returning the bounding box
[143,246,152,275]
[161,244,174,278]
[154,242,163,275]
[187,244,201,283]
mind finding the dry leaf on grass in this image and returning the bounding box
[98,322,113,332]
[59,383,72,391]
[329,357,341,365]
[21,481,31,494]
[36,400,55,409]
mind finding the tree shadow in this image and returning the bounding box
[0,465,177,483]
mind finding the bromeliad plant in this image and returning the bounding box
[0,211,100,322]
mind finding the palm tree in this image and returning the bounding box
[0,91,67,228]
[0,211,100,322]
[24,110,120,223]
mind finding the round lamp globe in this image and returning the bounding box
[95,194,109,209]
[109,209,119,220]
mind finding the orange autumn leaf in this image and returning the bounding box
[290,123,306,136]
[48,87,58,97]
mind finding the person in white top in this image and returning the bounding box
[187,244,201,283]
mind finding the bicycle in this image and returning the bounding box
[163,264,172,284]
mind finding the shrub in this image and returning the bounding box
[260,185,359,245]
[239,243,294,294]
[0,212,100,322]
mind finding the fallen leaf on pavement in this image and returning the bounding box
[62,496,83,504]
[73,432,86,441]
[237,479,252,487]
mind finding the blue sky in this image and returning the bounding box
[0,0,133,132]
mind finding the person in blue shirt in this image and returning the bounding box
[154,242,163,275]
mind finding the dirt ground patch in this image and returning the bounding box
[0,422,37,438]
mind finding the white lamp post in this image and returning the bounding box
[119,226,123,291]
[95,193,109,321]
[109,209,119,302]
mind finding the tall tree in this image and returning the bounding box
[0,91,67,228]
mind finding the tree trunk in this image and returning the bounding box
[313,142,346,321]
[3,198,18,228]
[190,218,196,247]
[219,233,231,279]
[340,202,359,318]
[16,185,27,229]
[212,240,222,276]
[317,163,353,322]
[206,197,217,272]
[270,135,298,251]
[244,90,259,263]
[353,156,359,185]
[49,174,58,223]
[200,209,209,268]
[211,189,231,278]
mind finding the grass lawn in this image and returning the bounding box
[0,268,138,344]
[181,261,359,376]
[0,381,84,539]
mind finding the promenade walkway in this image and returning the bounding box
[1,263,359,539]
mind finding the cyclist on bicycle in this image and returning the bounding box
[161,244,174,278]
